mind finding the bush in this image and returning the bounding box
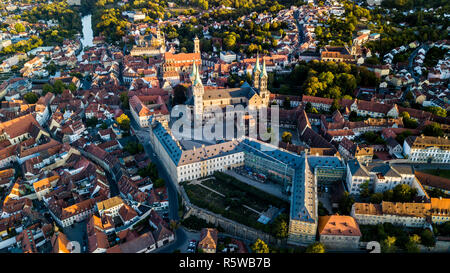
[23,92,39,104]
[154,178,165,188]
[305,242,325,253]
[420,229,436,247]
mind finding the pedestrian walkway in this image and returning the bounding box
[242,204,262,215]
[189,179,225,197]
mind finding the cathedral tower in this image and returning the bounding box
[192,64,204,118]
[252,53,261,89]
[259,59,269,106]
[194,36,200,54]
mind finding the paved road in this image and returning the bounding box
[128,113,180,221]
[404,43,430,92]
[130,119,201,252]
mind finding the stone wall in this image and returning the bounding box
[180,185,282,246]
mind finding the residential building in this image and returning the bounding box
[198,228,218,253]
[318,215,361,249]
[403,135,450,163]
[351,201,430,228]
[96,196,125,217]
[346,160,416,195]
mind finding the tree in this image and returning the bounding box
[173,84,187,105]
[401,111,410,119]
[271,214,289,238]
[124,142,144,155]
[282,131,292,144]
[119,92,129,109]
[405,234,420,253]
[251,239,269,253]
[86,117,98,127]
[360,180,371,198]
[370,193,383,204]
[383,189,394,201]
[116,113,130,131]
[68,82,77,92]
[420,229,436,248]
[318,71,334,85]
[401,112,418,129]
[396,130,412,144]
[318,201,329,216]
[303,77,325,96]
[46,63,58,76]
[53,80,65,94]
[14,23,25,33]
[423,122,444,137]
[305,102,313,113]
[349,111,359,121]
[381,236,397,253]
[330,99,340,113]
[342,95,353,100]
[393,184,417,202]
[305,242,325,253]
[42,83,54,95]
[338,192,355,215]
[138,162,159,181]
[154,178,165,188]
[224,34,237,50]
[424,106,447,118]
[437,222,450,236]
[23,92,38,104]
[405,91,414,101]
[282,97,291,109]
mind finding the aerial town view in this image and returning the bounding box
[0,0,449,262]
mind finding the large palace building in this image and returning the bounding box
[130,27,166,57]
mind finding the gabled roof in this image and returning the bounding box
[318,215,361,237]
[51,232,71,253]
[199,228,218,250]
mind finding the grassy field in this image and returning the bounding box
[421,169,450,180]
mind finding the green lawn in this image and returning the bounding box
[421,169,450,180]
[182,172,290,234]
[183,183,261,228]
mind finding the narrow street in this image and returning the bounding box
[129,118,180,222]
[129,118,199,253]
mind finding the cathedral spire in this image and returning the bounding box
[253,52,260,73]
[193,64,203,86]
[260,58,267,79]
[190,59,197,81]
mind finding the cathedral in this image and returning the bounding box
[188,53,271,119]
[130,27,166,57]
